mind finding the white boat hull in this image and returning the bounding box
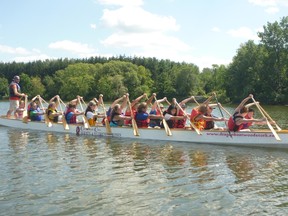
[1,116,288,148]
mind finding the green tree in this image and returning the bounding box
[0,77,8,97]
[55,63,97,100]
[258,16,288,104]
[29,76,46,97]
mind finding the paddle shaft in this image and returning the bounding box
[175,101,202,135]
[251,97,280,141]
[127,98,140,136]
[154,96,172,136]
[214,94,232,138]
[100,98,112,134]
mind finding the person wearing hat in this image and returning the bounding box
[6,75,26,118]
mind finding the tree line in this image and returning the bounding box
[0,16,287,104]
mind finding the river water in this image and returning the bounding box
[1,102,288,215]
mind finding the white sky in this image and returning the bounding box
[0,0,287,70]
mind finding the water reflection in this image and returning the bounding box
[8,129,29,153]
[3,127,288,215]
[226,154,255,183]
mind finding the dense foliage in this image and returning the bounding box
[0,17,287,104]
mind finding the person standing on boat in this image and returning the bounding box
[228,94,266,132]
[6,75,26,118]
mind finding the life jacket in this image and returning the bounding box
[102,107,112,125]
[175,109,185,128]
[29,109,42,121]
[65,108,77,124]
[204,114,215,130]
[135,112,149,128]
[228,112,244,132]
[161,111,175,128]
[9,82,21,100]
[86,111,96,126]
[124,108,136,125]
[149,109,161,127]
[47,108,58,123]
[190,108,205,130]
[110,111,121,127]
[242,115,253,129]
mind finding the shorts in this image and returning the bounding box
[9,100,19,112]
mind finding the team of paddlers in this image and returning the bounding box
[6,75,271,133]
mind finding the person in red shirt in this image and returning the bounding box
[6,75,26,118]
[228,94,266,132]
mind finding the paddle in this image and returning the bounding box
[22,95,28,123]
[154,96,172,136]
[99,94,112,134]
[213,93,233,138]
[38,95,52,127]
[191,96,200,106]
[258,104,281,131]
[127,96,140,136]
[174,100,202,135]
[219,104,232,117]
[77,97,90,129]
[251,96,281,141]
[58,97,70,130]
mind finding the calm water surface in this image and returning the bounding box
[1,102,288,215]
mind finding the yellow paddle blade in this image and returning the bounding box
[132,119,140,136]
[22,115,28,123]
[104,118,112,134]
[82,116,90,129]
[63,118,69,130]
[162,119,172,136]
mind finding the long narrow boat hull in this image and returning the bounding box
[1,116,288,148]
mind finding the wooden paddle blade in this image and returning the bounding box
[104,118,112,134]
[162,119,172,136]
[189,121,202,135]
[62,118,69,130]
[82,116,90,129]
[22,115,28,123]
[132,119,140,136]
[259,105,281,131]
[267,120,281,141]
[251,96,280,141]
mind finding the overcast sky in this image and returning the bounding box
[0,0,287,70]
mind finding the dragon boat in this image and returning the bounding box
[1,115,288,149]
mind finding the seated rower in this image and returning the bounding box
[149,96,167,128]
[46,102,62,123]
[161,104,186,129]
[85,101,105,126]
[228,94,266,132]
[110,104,132,127]
[190,104,226,131]
[15,99,25,119]
[29,101,44,121]
[135,102,162,128]
[65,103,84,124]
